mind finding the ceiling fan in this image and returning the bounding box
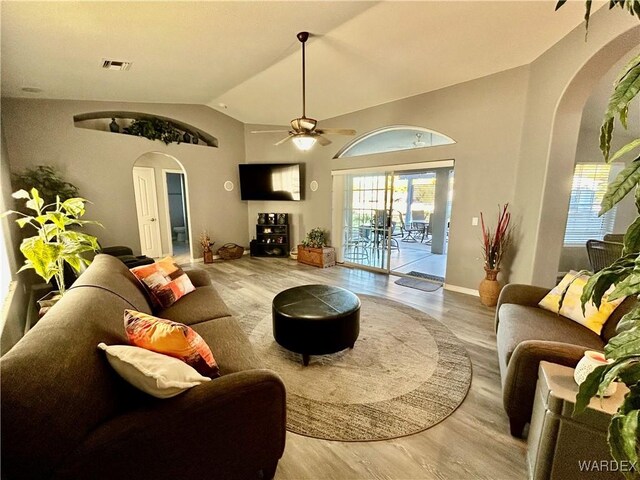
[251,31,356,151]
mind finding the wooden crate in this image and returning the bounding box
[297,245,336,268]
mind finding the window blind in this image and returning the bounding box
[563,163,616,246]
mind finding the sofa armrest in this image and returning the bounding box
[502,340,588,425]
[495,284,551,331]
[55,369,286,480]
[183,268,212,287]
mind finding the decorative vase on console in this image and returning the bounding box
[478,204,512,307]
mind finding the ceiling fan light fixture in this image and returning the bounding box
[292,134,316,151]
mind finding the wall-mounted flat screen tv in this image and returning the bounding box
[239,163,303,201]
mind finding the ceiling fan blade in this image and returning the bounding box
[316,128,356,136]
[251,129,290,134]
[274,135,294,146]
[315,135,332,146]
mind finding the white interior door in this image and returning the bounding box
[132,166,162,258]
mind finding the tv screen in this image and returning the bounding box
[239,163,303,201]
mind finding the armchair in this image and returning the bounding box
[495,283,634,437]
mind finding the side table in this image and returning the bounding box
[528,361,628,480]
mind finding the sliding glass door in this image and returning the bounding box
[333,161,455,281]
[342,172,395,272]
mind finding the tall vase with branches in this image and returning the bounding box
[554,2,640,476]
[478,204,512,307]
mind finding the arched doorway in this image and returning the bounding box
[132,152,192,263]
[530,25,640,286]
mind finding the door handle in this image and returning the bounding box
[150,218,156,222]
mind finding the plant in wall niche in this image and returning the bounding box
[2,188,101,296]
[123,118,182,145]
[301,227,328,249]
[478,204,512,307]
[11,165,79,211]
[555,3,640,477]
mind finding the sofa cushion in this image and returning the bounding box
[538,271,625,335]
[70,254,153,314]
[191,316,263,376]
[130,257,195,309]
[497,304,605,368]
[125,310,220,377]
[98,343,211,398]
[158,286,232,326]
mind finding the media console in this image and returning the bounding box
[250,213,290,258]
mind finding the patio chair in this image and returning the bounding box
[343,226,371,261]
[372,210,399,250]
[586,239,623,272]
[603,233,624,243]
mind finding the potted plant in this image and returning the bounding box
[479,204,512,307]
[553,3,639,475]
[123,117,183,145]
[200,231,214,264]
[298,228,336,268]
[301,227,328,249]
[11,165,79,210]
[2,188,101,313]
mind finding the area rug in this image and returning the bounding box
[245,294,471,442]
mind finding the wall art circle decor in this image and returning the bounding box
[223,181,234,192]
[310,180,319,192]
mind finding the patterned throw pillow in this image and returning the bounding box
[538,271,625,335]
[98,343,211,398]
[124,309,220,377]
[130,257,195,309]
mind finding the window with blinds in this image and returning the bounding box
[563,163,616,246]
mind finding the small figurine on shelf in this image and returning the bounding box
[200,231,215,264]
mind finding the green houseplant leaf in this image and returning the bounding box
[599,158,640,215]
[608,410,639,478]
[616,306,640,333]
[3,188,102,294]
[601,53,640,160]
[622,216,640,254]
[609,138,640,163]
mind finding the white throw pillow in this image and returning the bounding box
[98,343,211,398]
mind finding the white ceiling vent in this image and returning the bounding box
[101,59,132,71]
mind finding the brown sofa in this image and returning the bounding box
[495,283,634,437]
[1,254,286,480]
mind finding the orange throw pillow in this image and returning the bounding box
[130,257,195,309]
[124,309,220,378]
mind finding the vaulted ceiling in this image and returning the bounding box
[1,1,601,125]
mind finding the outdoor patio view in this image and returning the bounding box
[342,168,453,281]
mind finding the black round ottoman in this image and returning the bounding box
[272,285,361,366]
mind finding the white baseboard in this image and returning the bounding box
[444,283,479,297]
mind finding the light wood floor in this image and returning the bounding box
[193,256,528,480]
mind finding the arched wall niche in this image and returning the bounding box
[73,111,219,148]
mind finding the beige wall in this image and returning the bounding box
[1,99,248,259]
